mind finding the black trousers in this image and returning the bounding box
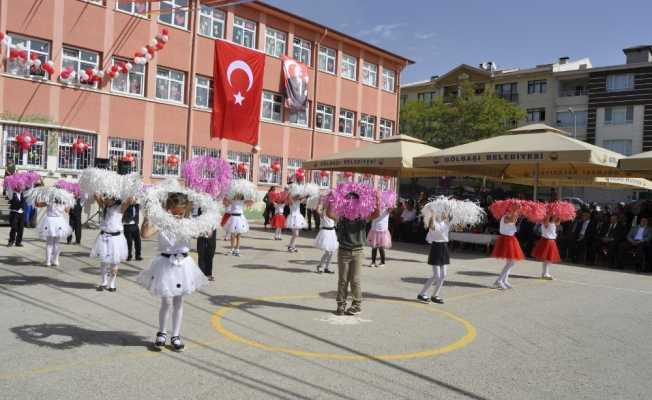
[371,247,386,264]
[67,217,82,244]
[307,209,320,231]
[9,212,24,245]
[123,224,141,258]
[197,230,217,276]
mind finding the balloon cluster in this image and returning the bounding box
[237,162,249,176]
[294,167,305,182]
[133,28,169,65]
[72,137,90,155]
[121,153,136,164]
[166,154,179,167]
[319,170,330,178]
[271,160,281,173]
[106,61,133,80]
[16,130,38,152]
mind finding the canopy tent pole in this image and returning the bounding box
[533,163,540,200]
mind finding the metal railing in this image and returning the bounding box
[558,88,588,97]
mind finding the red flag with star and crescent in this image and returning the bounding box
[212,40,266,145]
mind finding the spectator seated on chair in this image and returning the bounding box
[616,217,652,271]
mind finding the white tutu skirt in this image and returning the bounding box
[314,229,339,252]
[37,216,72,239]
[90,232,129,264]
[285,213,307,230]
[136,255,208,297]
[224,215,249,234]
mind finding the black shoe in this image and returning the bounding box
[431,296,444,304]
[96,285,106,291]
[66,241,71,245]
[136,256,143,261]
[154,332,167,349]
[170,336,185,351]
[346,305,362,315]
[126,256,133,261]
[15,243,23,247]
[324,269,335,274]
[334,305,346,316]
[417,295,430,303]
[107,287,117,292]
[7,242,13,247]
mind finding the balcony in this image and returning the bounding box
[497,93,519,103]
[559,87,588,97]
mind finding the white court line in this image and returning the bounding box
[556,279,652,295]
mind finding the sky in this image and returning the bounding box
[263,0,652,84]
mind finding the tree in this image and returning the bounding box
[400,80,526,148]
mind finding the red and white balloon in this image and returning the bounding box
[166,154,179,167]
[16,131,38,152]
[72,137,90,155]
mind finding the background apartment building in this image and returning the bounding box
[0,0,412,190]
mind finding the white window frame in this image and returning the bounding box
[382,68,396,92]
[258,154,282,185]
[61,46,100,88]
[338,109,355,135]
[526,108,546,123]
[158,0,189,30]
[156,67,185,104]
[287,159,303,183]
[2,124,48,169]
[192,146,220,158]
[311,170,331,188]
[606,74,634,92]
[362,61,378,87]
[198,5,225,39]
[116,0,148,16]
[318,46,336,74]
[6,34,51,78]
[316,104,334,131]
[152,142,185,177]
[57,131,97,171]
[227,151,253,181]
[360,114,376,139]
[379,119,394,139]
[292,37,312,66]
[603,139,633,156]
[194,75,213,109]
[604,106,634,125]
[265,27,287,58]
[262,91,283,122]
[108,137,144,174]
[110,57,145,96]
[288,101,310,127]
[233,16,257,49]
[341,54,357,80]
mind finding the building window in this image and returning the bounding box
[527,79,547,94]
[108,137,143,174]
[338,109,355,135]
[262,91,283,122]
[382,68,396,92]
[198,5,225,39]
[400,95,408,105]
[443,86,458,102]
[156,67,185,103]
[604,106,634,125]
[357,173,374,186]
[495,82,518,102]
[417,91,436,105]
[259,154,282,184]
[316,104,334,131]
[265,27,286,58]
[227,151,252,180]
[606,74,634,92]
[341,54,357,80]
[61,46,100,87]
[556,110,588,128]
[311,170,331,188]
[159,0,188,29]
[288,102,310,127]
[526,108,546,122]
[192,146,220,158]
[195,75,213,109]
[2,125,47,169]
[603,139,633,156]
[57,131,97,171]
[117,0,148,15]
[379,119,394,139]
[362,61,378,87]
[318,46,336,74]
[360,114,376,139]
[152,142,185,177]
[233,16,256,49]
[6,34,50,78]
[287,159,303,183]
[111,57,145,96]
[292,37,312,66]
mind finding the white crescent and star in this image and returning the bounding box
[226,60,254,106]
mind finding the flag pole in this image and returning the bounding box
[185,0,200,162]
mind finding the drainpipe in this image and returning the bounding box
[185,0,200,161]
[309,28,328,161]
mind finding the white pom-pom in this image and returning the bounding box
[226,179,257,202]
[422,196,486,229]
[26,186,76,208]
[80,168,142,200]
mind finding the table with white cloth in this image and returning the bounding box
[449,232,497,253]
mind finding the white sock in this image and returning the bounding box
[45,238,54,264]
[159,297,172,333]
[498,260,515,283]
[52,240,60,264]
[542,262,550,276]
[172,296,184,337]
[419,265,438,296]
[108,265,118,289]
[433,265,447,297]
[99,263,108,286]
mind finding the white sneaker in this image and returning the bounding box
[53,260,59,267]
[493,280,506,290]
[503,281,513,289]
[542,274,554,280]
[369,263,377,268]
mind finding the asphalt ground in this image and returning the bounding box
[1,224,651,399]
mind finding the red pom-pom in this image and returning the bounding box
[269,191,288,204]
[490,199,546,223]
[545,201,576,222]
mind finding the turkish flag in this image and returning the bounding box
[212,40,265,145]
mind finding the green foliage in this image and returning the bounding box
[400,81,526,148]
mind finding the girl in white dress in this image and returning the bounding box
[285,195,307,252]
[418,213,451,304]
[32,188,74,267]
[313,202,338,273]
[91,195,131,292]
[138,192,208,352]
[223,195,249,256]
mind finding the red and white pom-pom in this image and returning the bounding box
[545,201,576,222]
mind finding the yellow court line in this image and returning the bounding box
[211,295,477,361]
